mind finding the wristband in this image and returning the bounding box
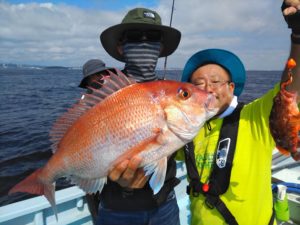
[291,33,300,44]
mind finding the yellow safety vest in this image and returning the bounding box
[188,84,280,225]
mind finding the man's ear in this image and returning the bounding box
[229,82,235,94]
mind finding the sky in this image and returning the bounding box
[0,0,292,70]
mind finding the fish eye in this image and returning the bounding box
[178,88,190,99]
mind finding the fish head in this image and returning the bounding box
[157,81,218,141]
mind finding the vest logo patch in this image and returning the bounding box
[143,11,155,19]
[216,138,231,168]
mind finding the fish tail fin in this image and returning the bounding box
[44,182,58,220]
[9,168,58,219]
[8,168,45,195]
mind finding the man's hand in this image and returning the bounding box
[108,155,149,189]
[283,0,300,16]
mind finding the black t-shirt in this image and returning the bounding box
[100,154,179,211]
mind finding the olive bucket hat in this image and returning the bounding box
[100,7,181,62]
[181,49,246,96]
[79,59,112,88]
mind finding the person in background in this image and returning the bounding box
[178,1,300,225]
[79,58,114,223]
[79,59,114,91]
[96,7,181,225]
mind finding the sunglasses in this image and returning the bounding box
[122,30,162,43]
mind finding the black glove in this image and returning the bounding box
[281,2,300,35]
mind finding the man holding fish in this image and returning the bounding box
[10,6,212,225]
[8,2,300,225]
[113,0,300,225]
[177,1,300,225]
[96,7,183,225]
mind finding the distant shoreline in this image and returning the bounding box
[0,63,282,72]
[44,66,68,69]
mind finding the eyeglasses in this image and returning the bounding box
[194,80,231,90]
[122,30,162,43]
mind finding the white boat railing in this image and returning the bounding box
[0,186,93,225]
[1,158,299,225]
[0,162,190,225]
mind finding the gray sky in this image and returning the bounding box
[0,0,291,70]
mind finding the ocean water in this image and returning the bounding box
[0,68,282,206]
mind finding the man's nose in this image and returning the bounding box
[205,84,215,92]
[202,83,215,93]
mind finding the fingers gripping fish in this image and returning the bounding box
[269,58,300,161]
[8,69,219,219]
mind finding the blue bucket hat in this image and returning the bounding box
[181,49,246,96]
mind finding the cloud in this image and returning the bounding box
[0,2,125,67]
[0,0,292,70]
[157,0,290,70]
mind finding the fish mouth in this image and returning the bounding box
[204,94,218,113]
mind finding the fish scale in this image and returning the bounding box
[8,69,218,219]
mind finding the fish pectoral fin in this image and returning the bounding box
[70,176,107,194]
[144,157,167,195]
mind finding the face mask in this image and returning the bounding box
[122,42,161,82]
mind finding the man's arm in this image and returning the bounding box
[281,1,300,102]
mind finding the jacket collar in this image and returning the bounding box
[218,96,238,119]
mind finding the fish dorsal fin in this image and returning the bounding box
[49,69,136,153]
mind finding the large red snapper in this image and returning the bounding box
[9,70,218,217]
